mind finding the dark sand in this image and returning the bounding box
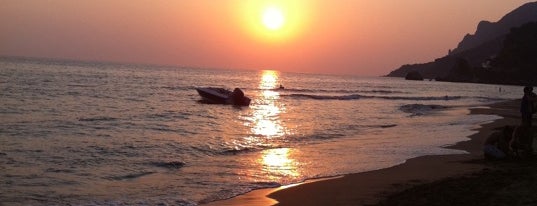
[204,100,537,206]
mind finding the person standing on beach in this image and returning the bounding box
[520,86,537,127]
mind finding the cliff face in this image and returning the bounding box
[453,2,537,54]
[386,2,537,85]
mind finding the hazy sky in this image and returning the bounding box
[1,0,534,75]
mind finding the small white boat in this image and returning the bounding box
[195,87,251,106]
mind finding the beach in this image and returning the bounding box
[205,99,537,206]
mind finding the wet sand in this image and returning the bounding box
[205,100,536,206]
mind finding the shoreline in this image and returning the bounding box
[203,100,521,206]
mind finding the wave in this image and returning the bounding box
[108,171,155,180]
[124,97,144,102]
[365,124,398,128]
[45,168,76,173]
[145,125,195,134]
[78,117,118,122]
[399,104,449,116]
[185,143,264,156]
[376,95,462,101]
[283,93,463,101]
[474,96,513,103]
[220,147,258,155]
[67,84,100,88]
[251,181,281,188]
[260,88,406,94]
[286,94,362,100]
[145,112,191,120]
[161,86,196,91]
[366,89,407,94]
[150,161,186,169]
[265,88,316,93]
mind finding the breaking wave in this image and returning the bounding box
[262,88,406,94]
[283,93,463,101]
[286,94,362,100]
[150,161,186,169]
[399,104,449,116]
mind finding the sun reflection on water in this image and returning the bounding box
[260,148,299,179]
[250,70,300,180]
[250,70,286,138]
[259,70,279,90]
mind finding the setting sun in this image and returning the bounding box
[262,6,285,30]
[237,1,312,42]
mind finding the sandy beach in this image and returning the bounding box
[205,99,537,206]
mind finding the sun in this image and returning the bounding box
[238,1,311,41]
[262,6,285,30]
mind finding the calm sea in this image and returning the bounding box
[0,57,521,205]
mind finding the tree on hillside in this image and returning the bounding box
[491,22,537,83]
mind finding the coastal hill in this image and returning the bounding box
[386,2,537,85]
[452,2,537,54]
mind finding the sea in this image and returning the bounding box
[0,57,522,205]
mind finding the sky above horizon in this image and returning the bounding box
[1,0,534,76]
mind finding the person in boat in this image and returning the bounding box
[279,84,285,90]
[483,126,513,160]
[231,88,245,104]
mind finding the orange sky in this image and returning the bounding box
[1,0,534,76]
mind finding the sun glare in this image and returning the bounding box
[260,70,279,89]
[237,1,312,42]
[262,6,285,30]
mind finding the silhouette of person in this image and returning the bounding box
[231,88,244,104]
[520,86,536,127]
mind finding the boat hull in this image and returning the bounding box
[195,87,251,106]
